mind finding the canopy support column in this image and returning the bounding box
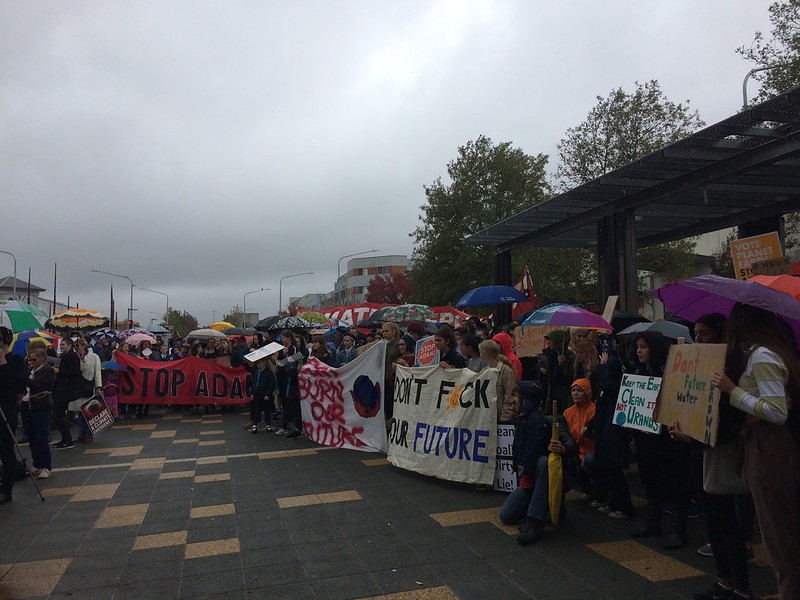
[598,210,638,313]
[494,249,512,327]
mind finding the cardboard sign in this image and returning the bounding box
[493,423,517,492]
[613,374,661,433]
[654,343,727,446]
[80,396,114,436]
[389,365,499,485]
[513,325,558,358]
[244,342,283,363]
[730,232,783,280]
[415,336,439,367]
[750,256,792,277]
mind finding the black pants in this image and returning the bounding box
[250,395,274,424]
[706,492,749,591]
[636,434,692,530]
[0,402,19,496]
[52,392,73,444]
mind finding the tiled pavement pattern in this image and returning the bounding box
[0,408,780,600]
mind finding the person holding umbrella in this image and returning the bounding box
[0,326,28,504]
[711,303,800,600]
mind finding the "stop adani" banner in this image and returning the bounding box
[115,353,252,405]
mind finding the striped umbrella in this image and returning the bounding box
[0,300,49,332]
[48,308,109,330]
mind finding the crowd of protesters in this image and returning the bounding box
[1,303,799,600]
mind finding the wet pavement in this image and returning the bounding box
[0,408,780,599]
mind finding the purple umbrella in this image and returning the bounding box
[653,274,800,345]
[520,303,613,331]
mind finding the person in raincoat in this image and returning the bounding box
[499,380,579,545]
[491,332,523,380]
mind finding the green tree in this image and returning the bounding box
[411,135,551,305]
[165,308,199,337]
[555,80,704,289]
[223,305,244,328]
[738,0,800,103]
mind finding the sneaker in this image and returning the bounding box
[286,430,301,439]
[264,425,274,432]
[274,428,288,435]
[688,502,705,519]
[251,425,258,434]
[29,467,42,477]
[53,441,75,449]
[590,499,603,508]
[608,510,629,519]
[37,468,51,480]
[746,545,756,565]
[597,505,611,514]
[516,517,544,545]
[697,543,714,557]
[692,581,734,600]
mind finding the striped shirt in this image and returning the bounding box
[730,346,792,425]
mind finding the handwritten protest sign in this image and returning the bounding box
[244,342,283,363]
[613,375,661,433]
[299,341,387,452]
[655,343,727,446]
[493,423,516,492]
[388,365,498,485]
[514,326,558,358]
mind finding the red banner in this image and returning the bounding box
[317,303,389,325]
[115,354,251,405]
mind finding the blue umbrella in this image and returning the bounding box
[455,285,528,307]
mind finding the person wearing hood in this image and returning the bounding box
[542,330,574,414]
[479,340,517,422]
[492,332,522,380]
[629,331,692,550]
[564,378,596,498]
[499,379,579,544]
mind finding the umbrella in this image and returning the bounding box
[255,315,280,331]
[209,321,236,332]
[653,274,800,345]
[455,285,529,307]
[267,316,313,330]
[548,400,563,527]
[119,327,152,342]
[296,311,329,324]
[521,303,613,331]
[146,323,170,334]
[749,274,800,302]
[48,308,109,330]
[10,330,61,356]
[616,320,694,342]
[101,360,127,371]
[91,327,120,340]
[125,332,158,347]
[379,304,436,323]
[0,300,49,332]
[187,328,227,339]
[356,307,389,328]
[610,309,650,332]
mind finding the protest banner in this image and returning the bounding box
[654,343,727,446]
[730,231,783,280]
[493,422,517,492]
[80,396,114,437]
[388,364,498,485]
[415,336,439,367]
[514,325,557,358]
[318,303,389,326]
[244,342,283,363]
[613,374,661,434]
[299,341,387,452]
[431,306,470,326]
[116,354,251,405]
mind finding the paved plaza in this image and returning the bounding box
[0,408,780,599]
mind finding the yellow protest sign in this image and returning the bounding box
[514,326,558,358]
[730,232,783,280]
[654,343,726,446]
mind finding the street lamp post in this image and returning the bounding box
[279,272,313,314]
[139,287,169,328]
[243,288,270,329]
[0,250,17,300]
[337,249,378,303]
[91,269,134,328]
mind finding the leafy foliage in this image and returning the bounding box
[165,308,199,337]
[737,0,800,103]
[411,135,551,305]
[366,271,412,304]
[223,305,244,328]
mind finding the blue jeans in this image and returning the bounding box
[21,402,52,470]
[499,455,573,525]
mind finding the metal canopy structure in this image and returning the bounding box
[465,87,800,252]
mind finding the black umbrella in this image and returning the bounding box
[255,315,281,331]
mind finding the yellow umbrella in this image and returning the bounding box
[209,321,236,332]
[548,400,563,527]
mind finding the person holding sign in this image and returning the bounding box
[629,331,692,550]
[711,303,800,600]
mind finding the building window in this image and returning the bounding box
[377,266,388,274]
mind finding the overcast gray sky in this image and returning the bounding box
[0,1,773,325]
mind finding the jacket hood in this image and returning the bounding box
[492,332,514,356]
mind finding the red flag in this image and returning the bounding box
[512,266,539,319]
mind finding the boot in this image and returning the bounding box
[516,517,544,545]
[631,499,662,538]
[663,508,688,550]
